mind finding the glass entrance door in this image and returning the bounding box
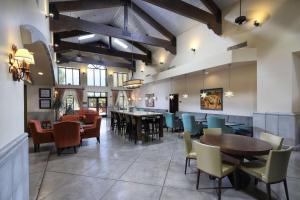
[88,97,107,117]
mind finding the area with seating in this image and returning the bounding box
[0,0,300,200]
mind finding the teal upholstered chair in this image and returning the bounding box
[165,112,175,132]
[207,116,233,133]
[182,114,202,136]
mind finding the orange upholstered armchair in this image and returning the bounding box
[28,120,54,152]
[60,115,80,122]
[82,116,101,143]
[53,121,81,155]
[76,109,98,124]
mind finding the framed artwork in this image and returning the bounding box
[39,99,52,109]
[200,88,223,110]
[39,88,51,98]
[145,93,155,107]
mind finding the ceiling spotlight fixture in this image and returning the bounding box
[254,20,260,27]
[159,61,164,65]
[114,38,128,49]
[78,34,95,40]
[235,0,247,25]
[38,72,44,76]
[191,48,196,53]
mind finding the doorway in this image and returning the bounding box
[88,97,108,117]
[169,94,179,113]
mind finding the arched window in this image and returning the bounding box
[87,64,107,86]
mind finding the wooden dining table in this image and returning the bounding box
[200,134,273,188]
[111,110,164,144]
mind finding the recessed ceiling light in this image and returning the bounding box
[38,72,44,76]
[114,38,128,49]
[78,34,95,40]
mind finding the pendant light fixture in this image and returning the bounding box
[200,70,207,99]
[182,74,189,99]
[235,0,247,25]
[225,64,234,97]
[169,78,174,100]
[122,0,144,89]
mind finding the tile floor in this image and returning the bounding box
[29,118,300,200]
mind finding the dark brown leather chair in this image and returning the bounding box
[28,120,53,152]
[53,121,81,155]
[82,116,101,143]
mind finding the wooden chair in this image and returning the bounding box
[183,132,197,174]
[240,146,292,200]
[193,141,236,200]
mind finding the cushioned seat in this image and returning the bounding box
[183,132,196,174]
[187,152,197,159]
[255,132,283,161]
[203,128,222,135]
[207,116,233,133]
[182,114,202,135]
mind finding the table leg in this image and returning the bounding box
[159,115,163,137]
[135,117,142,144]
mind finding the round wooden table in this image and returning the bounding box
[200,134,273,189]
[200,134,273,157]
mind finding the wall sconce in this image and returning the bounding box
[140,69,144,72]
[191,48,196,53]
[159,61,164,65]
[109,71,114,76]
[254,20,260,27]
[8,44,35,83]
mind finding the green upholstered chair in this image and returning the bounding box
[165,112,175,132]
[182,114,202,136]
[183,132,197,174]
[255,132,284,161]
[203,128,222,135]
[207,116,233,133]
[193,141,236,200]
[240,146,292,200]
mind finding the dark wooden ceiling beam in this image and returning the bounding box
[50,15,176,54]
[55,41,150,63]
[130,2,175,41]
[50,0,122,12]
[200,0,222,23]
[142,0,221,35]
[58,54,134,69]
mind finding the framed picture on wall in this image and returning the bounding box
[39,88,51,98]
[39,99,52,109]
[145,94,155,107]
[200,88,223,110]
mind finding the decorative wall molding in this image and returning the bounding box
[0,133,29,200]
[253,112,300,149]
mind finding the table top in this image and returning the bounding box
[200,134,273,157]
[199,121,241,126]
[112,110,163,117]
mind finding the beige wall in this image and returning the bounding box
[0,0,50,149]
[135,0,300,114]
[134,64,257,116]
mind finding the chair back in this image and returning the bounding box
[165,112,175,129]
[61,115,80,122]
[183,132,193,155]
[264,146,292,183]
[260,132,283,150]
[28,120,43,134]
[194,141,222,177]
[203,128,222,135]
[207,116,233,133]
[53,121,80,148]
[182,114,201,135]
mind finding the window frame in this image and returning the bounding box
[87,64,107,87]
[87,92,107,97]
[113,72,128,87]
[58,67,80,86]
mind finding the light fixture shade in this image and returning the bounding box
[169,94,174,100]
[200,92,207,99]
[15,49,34,64]
[123,79,144,89]
[225,90,234,97]
[182,94,189,99]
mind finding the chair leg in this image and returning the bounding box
[73,146,77,153]
[254,178,258,186]
[184,157,188,174]
[283,179,289,200]
[196,169,200,190]
[96,136,100,144]
[57,148,61,156]
[34,144,38,152]
[266,183,272,200]
[218,178,222,200]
